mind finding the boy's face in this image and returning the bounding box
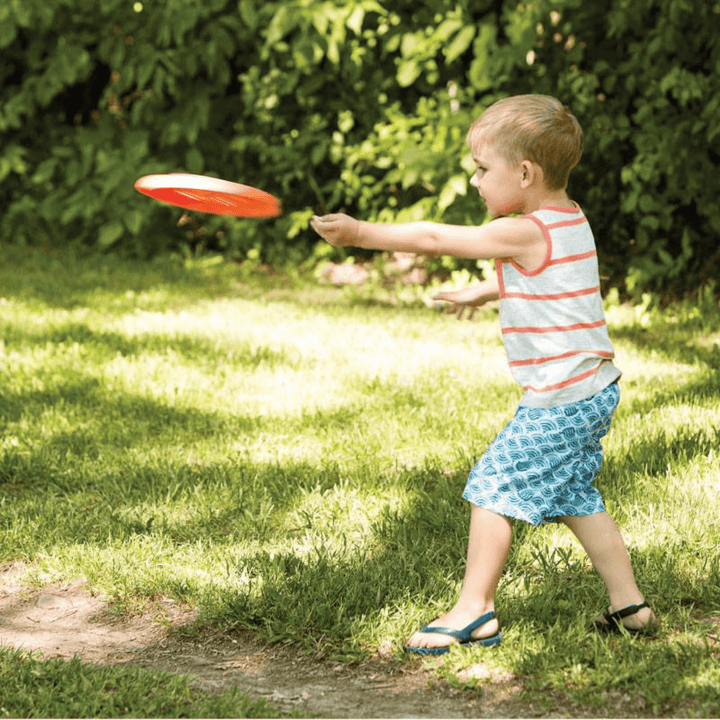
[469,142,525,217]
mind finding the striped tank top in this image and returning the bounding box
[496,204,621,408]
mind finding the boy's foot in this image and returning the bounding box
[406,608,501,655]
[593,601,657,634]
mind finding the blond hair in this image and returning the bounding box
[467,95,583,190]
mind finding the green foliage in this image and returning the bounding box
[1,0,718,294]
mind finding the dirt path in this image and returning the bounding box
[0,565,661,718]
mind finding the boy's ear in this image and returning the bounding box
[520,160,543,188]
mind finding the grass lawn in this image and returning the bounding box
[1,245,719,717]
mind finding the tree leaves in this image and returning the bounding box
[98,220,125,250]
[445,26,476,65]
[0,0,718,295]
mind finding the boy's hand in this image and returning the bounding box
[310,214,361,247]
[433,282,499,320]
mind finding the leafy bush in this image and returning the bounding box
[1,0,718,296]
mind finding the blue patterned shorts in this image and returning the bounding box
[463,382,620,526]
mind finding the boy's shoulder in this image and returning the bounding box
[521,204,592,242]
[490,215,548,272]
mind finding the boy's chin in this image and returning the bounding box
[478,199,495,217]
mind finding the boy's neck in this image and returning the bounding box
[523,187,574,214]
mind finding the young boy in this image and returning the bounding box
[311,95,655,654]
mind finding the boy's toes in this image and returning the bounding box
[405,629,456,651]
[405,611,501,655]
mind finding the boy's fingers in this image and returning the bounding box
[433,297,478,321]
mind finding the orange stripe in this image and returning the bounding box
[495,258,506,295]
[546,217,587,230]
[521,363,603,393]
[509,350,614,368]
[538,204,581,215]
[502,285,600,301]
[548,250,596,266]
[502,319,607,335]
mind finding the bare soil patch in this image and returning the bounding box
[0,564,677,718]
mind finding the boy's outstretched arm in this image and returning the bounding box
[310,213,542,263]
[434,278,500,319]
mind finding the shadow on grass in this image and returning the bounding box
[612,322,720,370]
[0,245,342,313]
[596,369,720,502]
[0,376,264,450]
[0,369,369,555]
[0,247,242,310]
[600,421,719,499]
[1,321,307,370]
[619,364,720,411]
[216,471,470,646]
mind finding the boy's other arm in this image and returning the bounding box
[434,277,500,319]
[310,213,543,265]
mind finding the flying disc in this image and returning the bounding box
[134,173,281,218]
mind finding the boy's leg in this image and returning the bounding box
[561,512,656,630]
[406,505,511,650]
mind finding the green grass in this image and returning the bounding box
[0,647,285,718]
[1,245,720,717]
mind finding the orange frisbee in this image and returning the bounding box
[134,173,281,218]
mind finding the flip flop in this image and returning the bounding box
[593,601,655,635]
[406,610,503,656]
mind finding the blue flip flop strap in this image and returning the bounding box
[419,610,496,642]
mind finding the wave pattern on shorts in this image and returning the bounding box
[463,382,620,526]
